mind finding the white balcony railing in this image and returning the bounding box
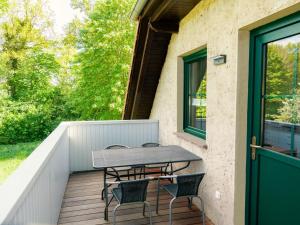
[0,120,159,225]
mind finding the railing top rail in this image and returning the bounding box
[65,119,159,126]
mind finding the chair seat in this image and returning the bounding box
[112,187,122,203]
[108,166,131,172]
[162,183,178,197]
[146,163,168,168]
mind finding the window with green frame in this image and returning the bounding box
[183,49,207,139]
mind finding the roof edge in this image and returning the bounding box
[130,0,149,21]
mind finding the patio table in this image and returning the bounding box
[92,145,202,220]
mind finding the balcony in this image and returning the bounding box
[59,171,213,225]
[0,120,212,225]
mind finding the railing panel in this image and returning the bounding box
[68,120,159,171]
[0,123,69,225]
[264,120,300,155]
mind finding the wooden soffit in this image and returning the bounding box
[123,0,202,119]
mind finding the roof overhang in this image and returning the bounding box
[130,0,148,21]
[123,0,202,119]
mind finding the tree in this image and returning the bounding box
[0,0,74,143]
[276,94,300,124]
[71,0,136,120]
[265,44,293,120]
[266,43,300,124]
[0,0,55,100]
[0,0,8,13]
[0,0,137,143]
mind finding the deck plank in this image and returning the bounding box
[58,171,213,225]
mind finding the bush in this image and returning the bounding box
[0,99,61,143]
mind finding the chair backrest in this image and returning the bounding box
[176,173,205,197]
[142,142,160,147]
[105,144,129,149]
[119,179,149,204]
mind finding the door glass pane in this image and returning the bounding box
[188,57,207,131]
[295,125,300,158]
[263,34,300,157]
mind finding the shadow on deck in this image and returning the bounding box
[58,171,213,225]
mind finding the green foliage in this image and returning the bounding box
[265,45,292,120]
[266,45,293,96]
[0,0,78,143]
[265,43,300,123]
[0,141,40,183]
[0,0,8,13]
[71,0,136,120]
[196,77,206,118]
[0,0,136,143]
[276,93,300,124]
[0,0,55,100]
[8,48,60,101]
[0,99,58,143]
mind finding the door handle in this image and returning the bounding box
[250,136,262,160]
[250,144,262,149]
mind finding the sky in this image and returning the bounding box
[48,0,83,36]
[275,34,300,46]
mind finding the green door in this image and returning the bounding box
[248,13,300,225]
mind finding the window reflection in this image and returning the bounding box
[263,34,300,157]
[188,58,207,131]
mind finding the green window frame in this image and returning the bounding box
[183,49,207,139]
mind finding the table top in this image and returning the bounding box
[92,145,202,169]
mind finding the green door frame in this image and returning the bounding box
[246,11,300,225]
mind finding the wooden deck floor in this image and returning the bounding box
[58,171,213,225]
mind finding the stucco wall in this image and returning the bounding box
[149,0,300,225]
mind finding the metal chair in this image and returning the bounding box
[156,173,205,225]
[142,143,170,177]
[109,178,153,225]
[101,145,132,200]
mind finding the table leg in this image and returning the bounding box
[134,168,136,180]
[170,163,174,183]
[104,168,109,220]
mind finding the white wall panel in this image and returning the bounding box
[68,120,159,171]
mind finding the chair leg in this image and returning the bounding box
[140,167,143,179]
[144,201,153,225]
[156,182,160,214]
[164,164,169,176]
[169,197,176,225]
[170,164,174,183]
[101,183,112,200]
[101,187,105,200]
[113,204,121,225]
[187,197,191,209]
[127,170,130,180]
[188,197,193,209]
[197,196,205,225]
[108,195,115,207]
[143,202,146,216]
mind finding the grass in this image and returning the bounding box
[0,141,41,184]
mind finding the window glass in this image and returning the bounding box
[184,50,207,138]
[188,59,207,130]
[263,35,300,157]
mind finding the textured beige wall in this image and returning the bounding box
[149,0,300,225]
